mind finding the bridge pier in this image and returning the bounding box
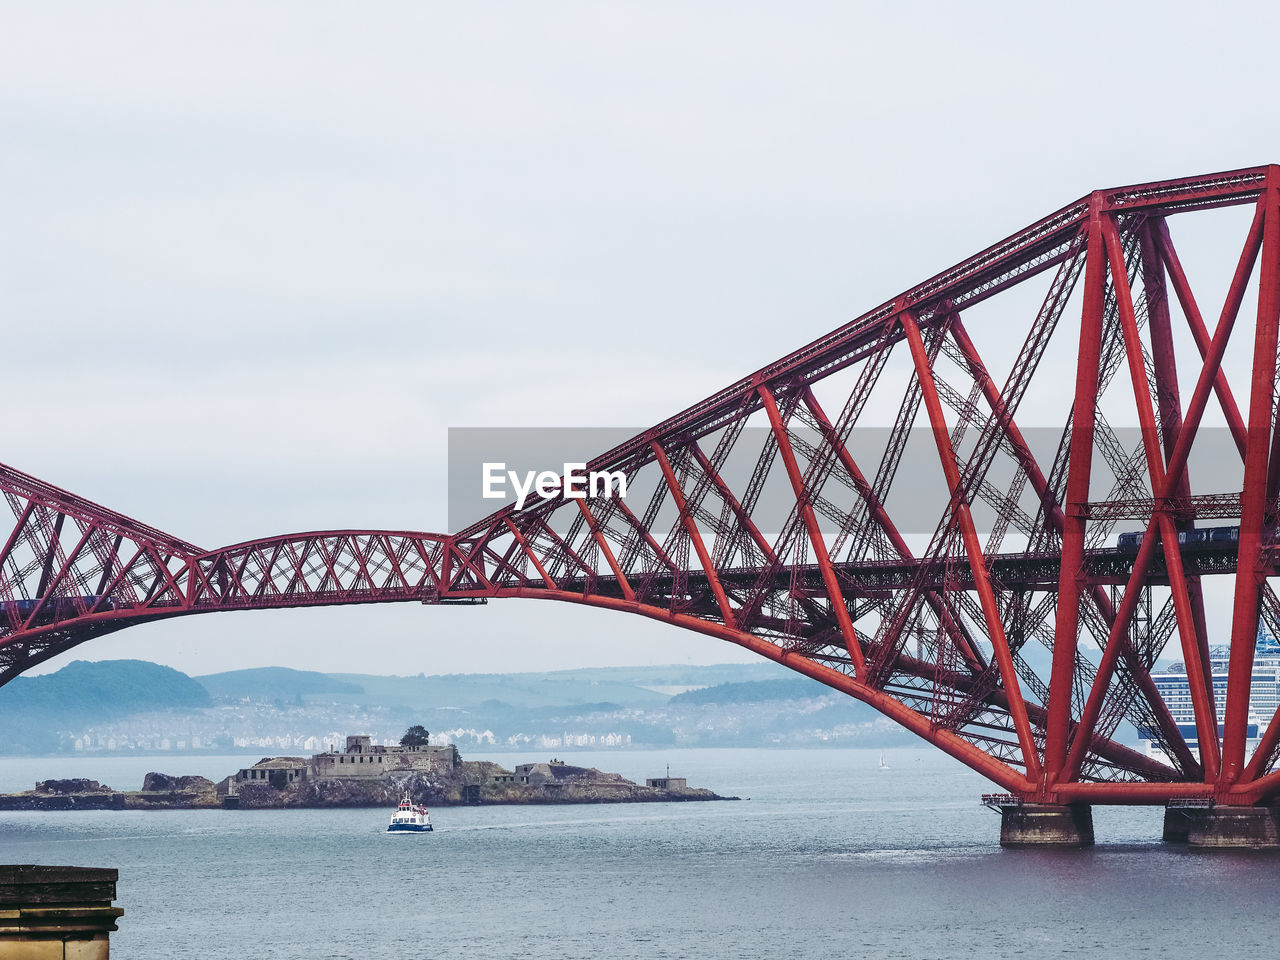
[1162,804,1195,843]
[1163,803,1280,849]
[983,796,1094,846]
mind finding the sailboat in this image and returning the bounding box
[878,753,889,771]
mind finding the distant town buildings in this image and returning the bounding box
[64,711,637,756]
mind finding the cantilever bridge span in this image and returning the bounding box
[7,166,1280,824]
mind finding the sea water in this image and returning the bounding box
[0,747,1272,959]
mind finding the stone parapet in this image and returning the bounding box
[0,865,123,959]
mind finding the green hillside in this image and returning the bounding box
[324,663,786,710]
[190,662,787,710]
[0,660,211,753]
[196,666,363,700]
[669,677,838,705]
[322,672,670,710]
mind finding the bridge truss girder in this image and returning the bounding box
[5,165,1280,806]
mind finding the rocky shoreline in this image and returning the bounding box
[0,762,735,811]
[0,775,216,811]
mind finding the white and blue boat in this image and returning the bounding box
[387,795,433,833]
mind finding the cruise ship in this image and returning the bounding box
[1139,630,1280,762]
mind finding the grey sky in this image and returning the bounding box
[4,1,1279,675]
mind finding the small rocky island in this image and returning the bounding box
[0,729,732,811]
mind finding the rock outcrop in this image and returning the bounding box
[142,772,215,793]
[130,773,218,808]
[34,778,111,795]
[0,778,125,809]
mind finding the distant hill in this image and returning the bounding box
[4,660,210,715]
[0,660,211,753]
[670,677,853,705]
[196,666,363,700]
[313,663,788,711]
[0,658,897,755]
[322,672,671,710]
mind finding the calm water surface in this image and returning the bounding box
[0,748,1272,958]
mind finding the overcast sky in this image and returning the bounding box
[4,1,1280,677]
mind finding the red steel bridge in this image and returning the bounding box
[6,165,1280,821]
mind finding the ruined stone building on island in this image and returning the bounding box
[228,735,459,794]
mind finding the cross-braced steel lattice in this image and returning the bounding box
[6,165,1280,806]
